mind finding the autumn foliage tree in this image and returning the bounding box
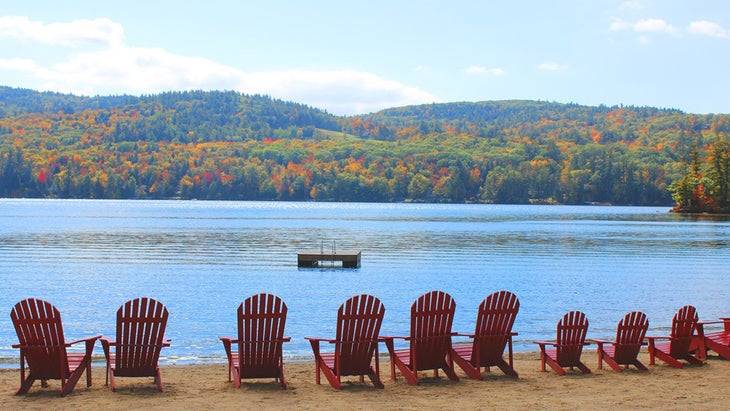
[2,86,729,208]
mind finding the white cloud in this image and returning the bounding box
[240,70,439,115]
[465,65,505,76]
[688,20,729,39]
[609,18,632,32]
[634,18,677,34]
[609,18,677,34]
[618,1,643,11]
[0,16,123,47]
[611,16,729,41]
[0,16,437,115]
[538,62,567,71]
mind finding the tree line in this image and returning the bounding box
[1,87,729,207]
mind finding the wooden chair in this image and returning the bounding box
[10,298,100,396]
[383,290,459,385]
[697,318,730,360]
[534,311,591,375]
[219,293,291,387]
[593,311,649,371]
[101,297,170,391]
[452,290,519,379]
[306,294,385,389]
[647,305,703,368]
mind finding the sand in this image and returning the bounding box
[2,351,729,410]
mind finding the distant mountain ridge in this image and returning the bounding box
[1,86,728,210]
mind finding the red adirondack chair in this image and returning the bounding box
[534,311,591,375]
[647,305,703,368]
[452,290,519,379]
[696,318,730,361]
[10,298,100,396]
[382,290,459,385]
[219,293,291,387]
[100,297,170,391]
[306,294,385,389]
[593,311,649,371]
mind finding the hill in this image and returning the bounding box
[1,86,728,208]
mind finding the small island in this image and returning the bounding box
[669,141,730,214]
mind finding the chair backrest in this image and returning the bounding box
[669,305,698,357]
[555,310,588,367]
[410,290,456,371]
[237,293,287,377]
[471,290,519,366]
[613,311,648,363]
[115,297,169,375]
[10,298,70,380]
[335,294,385,375]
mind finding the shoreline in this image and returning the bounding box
[2,351,730,410]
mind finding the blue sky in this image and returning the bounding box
[1,0,728,115]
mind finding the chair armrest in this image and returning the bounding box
[698,320,725,326]
[68,335,101,355]
[100,336,114,357]
[306,337,335,357]
[219,337,236,359]
[67,335,102,346]
[305,337,337,344]
[645,336,670,347]
[381,335,407,354]
[589,338,612,348]
[533,340,557,347]
[380,335,407,341]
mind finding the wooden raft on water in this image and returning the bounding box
[297,250,361,268]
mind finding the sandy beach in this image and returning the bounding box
[2,350,729,410]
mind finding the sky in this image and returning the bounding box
[0,0,729,116]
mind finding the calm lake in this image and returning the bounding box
[1,199,729,364]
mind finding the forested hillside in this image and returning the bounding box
[1,86,728,209]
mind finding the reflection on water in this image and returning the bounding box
[1,199,729,364]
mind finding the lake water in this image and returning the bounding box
[1,199,729,364]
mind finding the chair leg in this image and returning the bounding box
[576,361,591,374]
[451,349,483,380]
[86,359,93,387]
[683,354,704,367]
[495,359,519,378]
[368,368,385,389]
[318,361,341,390]
[155,368,163,392]
[314,358,321,385]
[653,350,684,368]
[442,364,460,382]
[632,360,649,371]
[279,366,287,388]
[539,349,547,372]
[391,355,419,385]
[16,374,36,395]
[543,355,566,376]
[600,351,623,372]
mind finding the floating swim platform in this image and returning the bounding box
[297,250,361,268]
